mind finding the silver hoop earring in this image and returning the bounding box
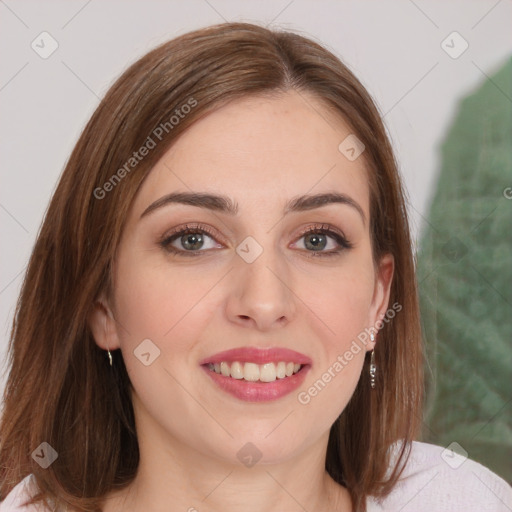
[107,349,113,367]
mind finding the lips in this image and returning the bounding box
[199,346,312,366]
[199,346,312,402]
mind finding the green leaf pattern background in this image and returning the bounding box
[418,56,512,482]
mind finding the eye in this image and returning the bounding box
[159,223,222,256]
[292,223,353,257]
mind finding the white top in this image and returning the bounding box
[1,441,511,511]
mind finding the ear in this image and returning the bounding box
[88,295,121,351]
[367,253,394,350]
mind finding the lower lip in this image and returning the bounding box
[201,364,311,402]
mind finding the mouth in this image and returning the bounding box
[199,347,311,402]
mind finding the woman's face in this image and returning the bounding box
[92,91,393,466]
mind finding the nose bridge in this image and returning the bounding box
[227,233,295,329]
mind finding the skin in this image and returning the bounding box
[89,90,394,512]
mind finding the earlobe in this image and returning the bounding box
[88,298,120,351]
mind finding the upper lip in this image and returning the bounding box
[199,347,312,366]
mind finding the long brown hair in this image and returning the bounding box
[0,22,423,511]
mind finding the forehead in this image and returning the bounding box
[132,91,370,217]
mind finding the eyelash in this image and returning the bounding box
[158,222,353,258]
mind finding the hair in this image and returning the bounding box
[0,22,423,512]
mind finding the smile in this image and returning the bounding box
[200,346,311,402]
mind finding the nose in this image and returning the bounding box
[225,246,296,331]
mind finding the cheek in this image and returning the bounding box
[314,281,371,336]
[301,259,375,348]
[111,259,218,425]
[113,256,219,345]
[294,258,374,415]
[297,280,369,426]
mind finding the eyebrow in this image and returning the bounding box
[140,191,366,224]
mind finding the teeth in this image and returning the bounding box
[276,361,286,379]
[207,361,303,382]
[244,362,260,382]
[260,363,276,382]
[230,361,244,379]
[220,362,230,377]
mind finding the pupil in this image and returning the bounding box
[305,233,326,251]
[182,233,203,250]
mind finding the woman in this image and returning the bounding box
[0,22,510,512]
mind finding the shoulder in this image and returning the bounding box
[0,475,47,511]
[367,440,512,512]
